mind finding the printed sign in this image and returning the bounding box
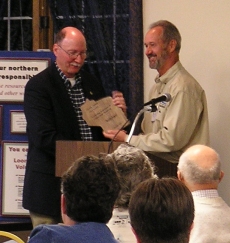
[1,142,29,215]
[0,58,49,102]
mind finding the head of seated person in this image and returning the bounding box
[61,155,121,225]
[177,144,224,191]
[28,155,121,243]
[106,143,157,209]
[129,177,194,243]
[103,144,157,242]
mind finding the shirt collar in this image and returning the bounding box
[55,62,81,86]
[192,189,219,198]
[155,61,182,84]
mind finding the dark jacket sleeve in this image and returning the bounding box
[24,64,81,158]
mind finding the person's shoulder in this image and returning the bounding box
[30,63,54,78]
[31,223,67,234]
[193,196,230,212]
[176,62,201,86]
[80,69,106,98]
[29,224,73,243]
[169,62,204,97]
[80,69,100,82]
[25,63,58,88]
[82,222,119,243]
[29,223,118,243]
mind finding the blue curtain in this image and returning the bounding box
[48,0,143,126]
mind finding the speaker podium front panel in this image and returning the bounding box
[55,141,122,177]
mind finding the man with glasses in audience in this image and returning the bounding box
[23,26,126,228]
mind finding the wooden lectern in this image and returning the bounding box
[55,141,123,177]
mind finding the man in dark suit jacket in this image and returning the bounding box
[23,26,127,228]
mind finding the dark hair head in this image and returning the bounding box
[61,155,120,223]
[129,178,194,243]
[149,20,181,53]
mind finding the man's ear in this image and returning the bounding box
[189,222,194,238]
[61,194,67,215]
[177,170,183,181]
[53,43,59,56]
[167,39,177,53]
[219,171,224,183]
[131,226,141,243]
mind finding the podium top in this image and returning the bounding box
[55,141,123,177]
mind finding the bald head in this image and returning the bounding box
[53,26,87,78]
[182,145,219,169]
[54,27,86,45]
[178,145,223,190]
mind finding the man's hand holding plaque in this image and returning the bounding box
[80,97,129,131]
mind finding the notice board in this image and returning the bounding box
[0,51,55,219]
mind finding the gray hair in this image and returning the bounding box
[149,20,181,53]
[178,150,221,184]
[107,144,157,208]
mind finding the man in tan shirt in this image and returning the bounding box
[103,20,209,176]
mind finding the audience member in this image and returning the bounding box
[129,177,194,243]
[23,26,126,227]
[178,144,230,243]
[28,155,121,243]
[106,144,157,242]
[103,20,209,177]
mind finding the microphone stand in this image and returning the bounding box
[126,104,157,144]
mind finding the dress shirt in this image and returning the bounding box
[190,189,230,243]
[129,61,209,163]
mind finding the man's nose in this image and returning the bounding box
[145,46,152,55]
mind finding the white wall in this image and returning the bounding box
[143,0,230,204]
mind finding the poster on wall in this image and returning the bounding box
[0,106,2,142]
[0,58,49,102]
[1,141,29,216]
[10,110,27,134]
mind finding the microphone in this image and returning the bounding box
[144,93,171,106]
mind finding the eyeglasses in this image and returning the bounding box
[58,44,87,59]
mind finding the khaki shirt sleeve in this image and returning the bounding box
[129,90,204,153]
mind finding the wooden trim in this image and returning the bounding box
[32,0,39,51]
[32,0,53,51]
[48,7,54,50]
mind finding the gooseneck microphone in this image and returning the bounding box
[144,93,171,106]
[126,93,171,144]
